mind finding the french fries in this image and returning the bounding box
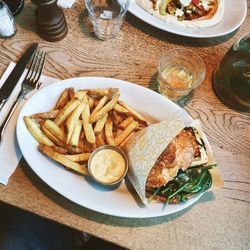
[55,88,69,109]
[41,125,65,147]
[86,88,119,97]
[82,101,96,145]
[113,103,129,114]
[69,120,82,147]
[88,96,95,110]
[90,95,108,118]
[119,116,134,129]
[94,113,108,134]
[89,93,120,123]
[44,119,66,143]
[115,120,138,146]
[24,116,54,146]
[63,153,90,162]
[54,98,81,126]
[38,144,89,175]
[30,110,60,120]
[51,145,68,154]
[118,100,148,125]
[74,90,87,101]
[96,131,105,147]
[105,117,116,146]
[119,132,135,149]
[24,87,149,177]
[68,87,75,100]
[66,102,86,143]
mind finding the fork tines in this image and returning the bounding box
[26,50,46,89]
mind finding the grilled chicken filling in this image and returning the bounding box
[146,127,203,190]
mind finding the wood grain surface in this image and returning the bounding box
[0,0,249,249]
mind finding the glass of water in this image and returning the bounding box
[85,0,130,40]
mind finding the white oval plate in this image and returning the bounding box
[128,0,247,38]
[17,77,202,218]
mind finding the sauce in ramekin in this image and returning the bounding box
[88,146,128,185]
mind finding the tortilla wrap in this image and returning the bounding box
[124,112,223,205]
[135,0,224,28]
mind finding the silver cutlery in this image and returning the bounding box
[0,43,38,112]
[0,50,46,143]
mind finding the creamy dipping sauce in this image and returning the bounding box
[90,149,126,184]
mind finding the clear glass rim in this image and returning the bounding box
[85,0,130,20]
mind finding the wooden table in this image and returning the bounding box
[0,1,249,249]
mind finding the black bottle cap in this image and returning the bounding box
[3,0,24,16]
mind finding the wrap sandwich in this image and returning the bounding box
[124,112,223,205]
[136,0,224,28]
[146,127,212,204]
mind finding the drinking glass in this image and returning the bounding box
[157,48,205,101]
[85,0,130,40]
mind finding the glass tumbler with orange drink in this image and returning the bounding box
[157,48,205,101]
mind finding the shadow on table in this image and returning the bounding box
[20,158,215,228]
[78,10,100,41]
[125,13,237,47]
[15,2,37,33]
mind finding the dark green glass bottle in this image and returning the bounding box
[213,33,250,112]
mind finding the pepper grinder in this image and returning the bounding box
[32,0,68,42]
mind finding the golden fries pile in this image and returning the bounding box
[24,87,148,176]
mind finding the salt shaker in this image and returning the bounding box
[0,0,16,38]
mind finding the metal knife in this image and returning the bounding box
[0,43,38,111]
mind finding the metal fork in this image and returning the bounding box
[0,50,46,143]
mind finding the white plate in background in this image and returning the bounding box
[128,0,247,38]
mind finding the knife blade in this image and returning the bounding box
[0,43,38,111]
